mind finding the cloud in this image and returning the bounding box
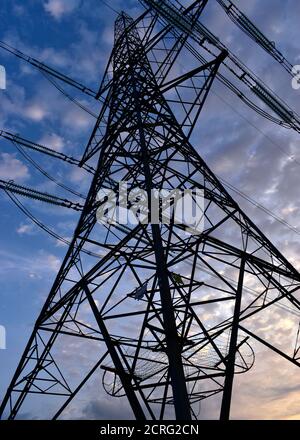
[2,0,300,422]
[0,153,30,182]
[24,103,48,122]
[81,398,134,420]
[44,0,81,20]
[229,345,300,420]
[16,223,36,235]
[38,133,65,152]
[45,253,61,272]
[61,105,93,131]
[0,249,61,278]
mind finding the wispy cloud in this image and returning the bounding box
[1,0,300,421]
[44,0,81,20]
[0,153,30,181]
[38,133,65,152]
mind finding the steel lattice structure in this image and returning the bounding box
[1,1,300,421]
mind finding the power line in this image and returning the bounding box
[219,175,300,236]
[99,0,120,15]
[180,258,300,318]
[0,179,83,211]
[2,1,300,421]
[3,126,300,240]
[1,31,299,240]
[11,140,87,199]
[215,0,293,76]
[172,62,300,232]
[211,87,300,167]
[0,129,95,174]
[142,0,300,133]
[10,176,295,319]
[41,71,99,119]
[0,40,100,100]
[4,190,104,259]
[176,55,300,172]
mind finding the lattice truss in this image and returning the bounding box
[0,0,300,421]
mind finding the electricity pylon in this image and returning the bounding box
[1,5,300,421]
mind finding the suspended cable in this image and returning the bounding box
[141,0,300,132]
[99,0,120,15]
[218,175,300,237]
[175,53,300,169]
[180,258,300,318]
[0,3,294,137]
[215,0,293,76]
[1,6,297,134]
[3,123,300,240]
[4,190,104,259]
[41,70,99,119]
[210,87,300,167]
[0,40,100,100]
[180,38,291,127]
[8,177,298,318]
[11,140,87,199]
[171,63,300,236]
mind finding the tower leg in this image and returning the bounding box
[220,256,246,420]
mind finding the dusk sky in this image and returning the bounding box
[1,0,300,420]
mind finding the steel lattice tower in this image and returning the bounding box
[1,3,300,421]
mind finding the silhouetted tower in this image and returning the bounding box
[1,4,300,421]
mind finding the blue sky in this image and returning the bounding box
[1,0,300,419]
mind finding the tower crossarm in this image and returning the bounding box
[141,0,300,133]
[2,7,300,422]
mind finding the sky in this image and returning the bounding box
[1,0,300,420]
